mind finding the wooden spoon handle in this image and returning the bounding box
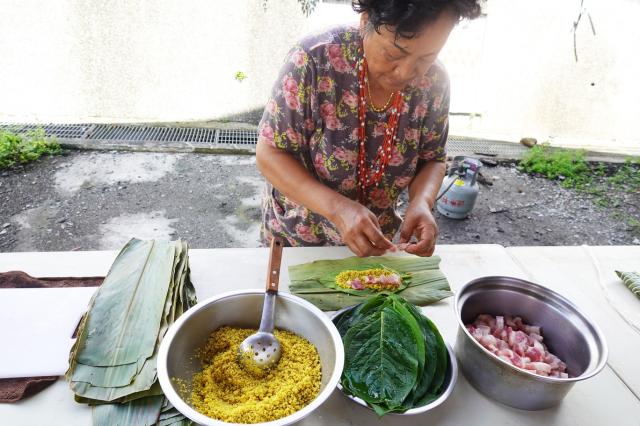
[266,237,284,293]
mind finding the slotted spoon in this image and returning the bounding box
[238,236,284,372]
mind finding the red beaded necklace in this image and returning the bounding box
[356,58,404,204]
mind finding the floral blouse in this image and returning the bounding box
[258,25,450,247]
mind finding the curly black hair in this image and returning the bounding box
[353,0,483,39]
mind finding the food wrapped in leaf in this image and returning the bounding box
[616,270,640,299]
[289,255,451,311]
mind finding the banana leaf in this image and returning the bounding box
[289,255,452,311]
[616,270,640,299]
[71,356,147,387]
[92,396,193,426]
[160,420,194,426]
[157,400,193,425]
[72,266,177,401]
[66,238,197,422]
[70,247,177,400]
[92,395,164,426]
[77,240,175,367]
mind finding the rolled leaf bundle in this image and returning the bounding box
[288,255,452,311]
[65,238,197,425]
[616,270,640,299]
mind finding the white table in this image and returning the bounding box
[0,245,639,426]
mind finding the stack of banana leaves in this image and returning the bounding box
[65,238,197,426]
[288,255,452,311]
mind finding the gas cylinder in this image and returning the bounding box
[435,156,481,219]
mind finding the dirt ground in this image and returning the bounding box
[0,150,638,253]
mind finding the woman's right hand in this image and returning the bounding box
[331,198,395,257]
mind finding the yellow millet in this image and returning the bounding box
[335,268,401,291]
[190,326,321,424]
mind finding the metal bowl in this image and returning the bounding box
[157,290,345,426]
[331,306,458,415]
[455,276,608,410]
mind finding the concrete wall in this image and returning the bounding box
[0,0,307,123]
[460,0,640,153]
[0,0,639,152]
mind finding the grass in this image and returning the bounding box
[519,144,640,235]
[518,144,590,187]
[0,129,61,170]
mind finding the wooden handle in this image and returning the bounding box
[266,237,284,293]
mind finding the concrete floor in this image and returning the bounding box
[0,151,638,253]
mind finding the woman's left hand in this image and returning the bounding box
[399,200,439,257]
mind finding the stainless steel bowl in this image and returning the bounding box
[455,276,608,410]
[331,306,458,415]
[157,290,345,426]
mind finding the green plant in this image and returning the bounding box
[628,217,640,235]
[0,129,61,169]
[594,162,607,177]
[608,158,640,188]
[263,0,319,16]
[519,144,590,187]
[234,71,247,82]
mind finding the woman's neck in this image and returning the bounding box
[367,77,395,111]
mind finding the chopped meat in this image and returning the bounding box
[466,314,569,378]
[350,278,364,290]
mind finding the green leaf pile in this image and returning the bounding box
[289,255,452,311]
[333,294,449,416]
[66,239,197,426]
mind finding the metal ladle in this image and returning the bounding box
[238,237,284,373]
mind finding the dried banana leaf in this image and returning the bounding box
[158,412,189,425]
[157,400,191,425]
[71,350,161,403]
[160,420,194,426]
[66,238,197,418]
[77,240,175,366]
[289,255,452,311]
[72,265,177,401]
[70,249,177,399]
[91,395,193,425]
[71,356,146,387]
[92,395,164,426]
[616,270,640,299]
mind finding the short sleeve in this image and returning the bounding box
[257,46,318,158]
[418,65,450,163]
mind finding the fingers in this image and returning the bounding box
[405,221,438,257]
[362,221,394,251]
[350,234,386,257]
[334,201,394,257]
[346,216,391,257]
[399,214,417,244]
[396,242,410,251]
[405,238,435,257]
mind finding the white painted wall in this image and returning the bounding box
[0,0,638,153]
[458,0,640,153]
[0,0,307,123]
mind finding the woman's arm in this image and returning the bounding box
[408,160,446,210]
[399,160,445,256]
[399,61,451,257]
[256,142,394,256]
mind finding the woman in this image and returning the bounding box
[257,0,481,257]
